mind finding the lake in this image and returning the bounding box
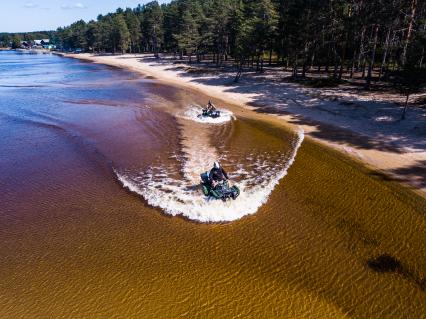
[0,51,425,318]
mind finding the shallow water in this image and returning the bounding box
[0,51,425,318]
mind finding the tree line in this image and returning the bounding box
[54,1,425,76]
[0,31,56,49]
[2,1,425,90]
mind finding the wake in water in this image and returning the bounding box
[116,128,304,222]
[180,105,235,124]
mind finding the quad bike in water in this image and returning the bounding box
[200,172,240,201]
[200,108,221,118]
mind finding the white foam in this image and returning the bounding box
[374,115,395,122]
[180,105,235,124]
[115,128,304,223]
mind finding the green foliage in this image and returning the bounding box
[173,0,202,59]
[11,35,21,49]
[85,21,101,52]
[0,31,55,48]
[162,1,179,51]
[124,8,142,52]
[6,0,423,88]
[141,1,164,55]
[0,33,11,47]
[113,14,131,53]
[98,15,114,52]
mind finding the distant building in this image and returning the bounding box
[32,39,55,50]
[20,41,31,48]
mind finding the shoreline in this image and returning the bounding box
[60,52,425,196]
[3,48,53,54]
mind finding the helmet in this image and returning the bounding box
[213,161,220,169]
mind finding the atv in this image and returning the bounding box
[200,172,240,201]
[200,108,221,118]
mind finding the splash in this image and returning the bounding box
[115,128,304,223]
[180,105,235,124]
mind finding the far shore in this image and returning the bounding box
[60,52,426,195]
[0,48,54,54]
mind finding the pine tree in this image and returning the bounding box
[11,35,21,49]
[141,1,164,57]
[201,0,234,65]
[162,1,179,53]
[50,0,425,89]
[69,20,87,50]
[124,8,142,53]
[86,21,101,53]
[0,34,11,48]
[113,14,131,54]
[99,14,114,52]
[174,0,202,62]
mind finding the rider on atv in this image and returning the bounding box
[200,162,240,201]
[200,100,221,118]
[209,161,228,189]
[206,100,217,112]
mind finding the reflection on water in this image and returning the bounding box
[0,51,425,318]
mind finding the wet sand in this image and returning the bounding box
[1,51,425,318]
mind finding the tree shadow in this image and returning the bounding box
[119,56,426,156]
[173,67,426,154]
[387,160,426,189]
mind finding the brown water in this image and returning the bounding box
[0,51,425,318]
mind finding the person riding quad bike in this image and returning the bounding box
[206,100,216,112]
[201,100,221,118]
[209,161,228,188]
[200,161,240,201]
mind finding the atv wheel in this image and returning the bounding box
[210,189,221,199]
[202,185,209,196]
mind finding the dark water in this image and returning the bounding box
[1,51,425,318]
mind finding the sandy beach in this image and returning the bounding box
[62,53,425,195]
